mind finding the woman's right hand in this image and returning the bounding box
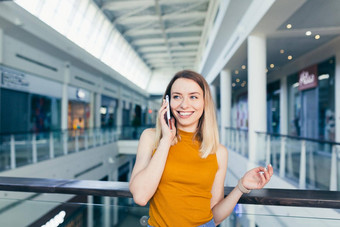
[158,99,176,142]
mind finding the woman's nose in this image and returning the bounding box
[180,98,189,108]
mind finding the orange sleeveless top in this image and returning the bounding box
[148,130,218,227]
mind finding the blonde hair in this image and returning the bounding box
[153,70,219,158]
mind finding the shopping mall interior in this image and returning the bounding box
[0,0,339,226]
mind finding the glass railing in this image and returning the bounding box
[0,176,339,226]
[118,125,153,140]
[1,196,339,227]
[256,132,340,191]
[227,204,340,227]
[0,128,118,172]
[225,127,249,158]
[224,127,340,191]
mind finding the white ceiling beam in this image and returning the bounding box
[103,0,209,10]
[134,36,200,46]
[163,11,206,21]
[102,1,154,11]
[125,26,203,37]
[171,52,197,57]
[113,5,151,24]
[115,15,158,24]
[139,44,197,53]
[152,64,194,69]
[150,58,195,62]
[133,38,165,45]
[147,59,195,64]
[170,45,198,51]
[144,52,197,60]
[144,53,171,58]
[116,12,205,25]
[168,36,201,43]
[166,26,203,34]
[139,46,168,53]
[126,29,162,36]
[167,17,205,30]
[159,0,209,5]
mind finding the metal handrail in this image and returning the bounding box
[255,131,340,145]
[0,176,339,209]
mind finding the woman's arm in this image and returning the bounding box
[129,100,176,206]
[211,145,273,225]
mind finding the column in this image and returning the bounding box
[87,196,94,227]
[210,84,217,107]
[336,53,340,142]
[247,34,267,162]
[95,92,101,128]
[220,69,232,146]
[210,85,219,133]
[0,28,3,63]
[89,92,95,129]
[61,63,70,130]
[280,77,288,135]
[116,87,124,134]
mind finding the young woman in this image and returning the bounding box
[129,70,273,226]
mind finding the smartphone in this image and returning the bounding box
[165,95,172,129]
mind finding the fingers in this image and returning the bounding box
[170,118,176,131]
[256,164,272,185]
[267,164,273,176]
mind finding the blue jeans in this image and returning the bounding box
[147,218,215,227]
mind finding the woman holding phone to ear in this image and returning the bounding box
[129,70,273,227]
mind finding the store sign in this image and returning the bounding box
[1,71,29,90]
[298,65,318,91]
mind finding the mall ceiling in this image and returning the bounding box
[223,0,340,91]
[94,0,215,71]
[93,0,340,93]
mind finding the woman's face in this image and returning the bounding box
[170,78,204,132]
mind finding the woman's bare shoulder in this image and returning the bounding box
[216,144,228,162]
[139,128,156,143]
[141,128,156,137]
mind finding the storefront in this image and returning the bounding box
[0,66,62,134]
[267,81,280,134]
[67,87,90,130]
[100,95,118,128]
[287,57,335,140]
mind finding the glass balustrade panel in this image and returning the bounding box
[14,133,33,167]
[0,135,11,171]
[36,132,50,162]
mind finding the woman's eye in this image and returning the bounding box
[173,95,180,99]
[190,96,198,99]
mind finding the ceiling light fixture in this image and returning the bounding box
[232,83,236,87]
[241,65,246,69]
[306,31,312,36]
[236,78,240,83]
[315,35,320,40]
[270,64,274,68]
[318,74,329,80]
[280,49,284,54]
[235,70,239,74]
[286,24,292,29]
[288,55,293,60]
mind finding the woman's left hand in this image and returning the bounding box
[241,164,273,190]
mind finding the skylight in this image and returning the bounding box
[14,0,151,89]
